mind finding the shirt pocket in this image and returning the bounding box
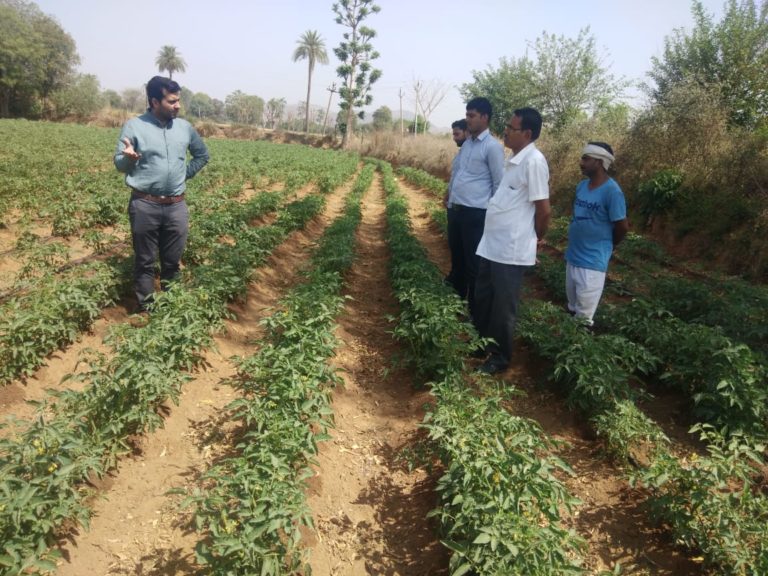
[488,185,523,212]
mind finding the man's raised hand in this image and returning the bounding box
[121,137,141,161]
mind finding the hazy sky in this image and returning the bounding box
[34,0,723,129]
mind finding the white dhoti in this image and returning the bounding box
[565,263,606,325]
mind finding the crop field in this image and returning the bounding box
[0,119,767,576]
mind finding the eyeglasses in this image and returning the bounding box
[505,125,525,132]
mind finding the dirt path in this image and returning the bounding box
[396,181,702,575]
[53,181,353,575]
[306,174,448,575]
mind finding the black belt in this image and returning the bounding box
[449,203,484,211]
[131,189,185,204]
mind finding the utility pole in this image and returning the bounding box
[413,79,422,136]
[322,83,337,135]
[398,88,404,137]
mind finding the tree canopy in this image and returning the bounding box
[293,30,329,133]
[371,105,392,130]
[333,0,382,147]
[648,0,768,129]
[155,45,187,80]
[225,90,264,125]
[51,73,102,120]
[0,0,79,117]
[461,27,625,134]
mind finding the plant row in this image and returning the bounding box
[184,163,374,575]
[0,141,361,388]
[600,299,768,439]
[380,160,585,575]
[0,188,285,387]
[395,165,448,231]
[543,216,768,354]
[0,189,330,575]
[534,253,768,440]
[516,298,768,574]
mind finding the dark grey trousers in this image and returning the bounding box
[128,196,189,310]
[446,205,486,317]
[473,257,528,365]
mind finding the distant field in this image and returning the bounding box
[0,119,766,576]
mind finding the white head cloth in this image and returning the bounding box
[582,144,615,170]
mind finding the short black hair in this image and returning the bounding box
[466,97,492,120]
[588,141,614,156]
[146,76,181,108]
[513,107,543,141]
[451,119,467,130]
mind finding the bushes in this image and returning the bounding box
[636,168,683,226]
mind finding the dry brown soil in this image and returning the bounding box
[0,173,710,576]
[305,175,447,575]
[397,181,704,576]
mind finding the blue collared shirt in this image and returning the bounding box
[447,128,505,208]
[114,111,209,196]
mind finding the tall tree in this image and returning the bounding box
[292,30,329,133]
[190,92,214,119]
[121,87,144,112]
[332,0,382,148]
[648,0,768,129]
[265,97,287,129]
[461,27,625,133]
[371,105,392,131]
[533,28,624,130]
[0,0,79,118]
[412,77,449,134]
[155,45,186,79]
[225,90,264,125]
[51,73,102,120]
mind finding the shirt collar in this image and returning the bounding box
[471,128,491,142]
[507,142,537,165]
[142,110,173,128]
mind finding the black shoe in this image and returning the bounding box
[477,358,508,375]
[470,347,487,359]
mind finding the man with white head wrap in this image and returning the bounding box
[564,141,628,326]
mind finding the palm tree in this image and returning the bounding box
[292,30,329,133]
[155,45,186,79]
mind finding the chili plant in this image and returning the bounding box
[186,163,373,575]
[379,159,585,575]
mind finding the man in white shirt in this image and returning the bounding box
[474,107,551,374]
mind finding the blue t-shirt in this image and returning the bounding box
[565,178,626,272]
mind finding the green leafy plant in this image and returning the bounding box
[637,168,683,226]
